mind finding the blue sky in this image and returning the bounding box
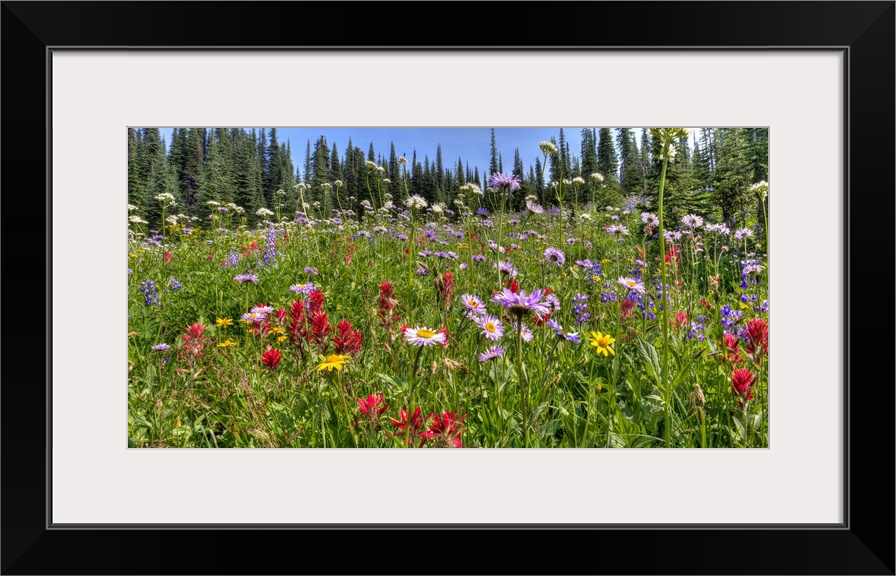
[158,127,649,183]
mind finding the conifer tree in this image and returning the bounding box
[596,128,618,184]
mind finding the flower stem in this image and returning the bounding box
[516,315,528,448]
[657,143,672,448]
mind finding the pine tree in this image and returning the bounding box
[640,128,652,191]
[596,128,618,184]
[713,128,754,226]
[234,130,262,223]
[534,156,544,203]
[580,128,598,180]
[311,136,331,213]
[617,128,642,196]
[144,134,180,229]
[183,128,205,211]
[128,128,143,209]
[489,128,498,177]
[304,139,312,184]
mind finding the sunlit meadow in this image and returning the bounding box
[128,128,769,448]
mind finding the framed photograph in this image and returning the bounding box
[4,1,892,574]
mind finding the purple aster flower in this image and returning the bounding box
[234,273,259,284]
[518,323,534,342]
[705,223,731,235]
[304,267,319,275]
[547,319,581,344]
[496,260,519,278]
[526,200,544,215]
[544,247,565,267]
[168,277,181,291]
[491,288,551,318]
[459,263,468,270]
[240,312,266,324]
[478,345,505,362]
[489,172,522,193]
[461,294,486,316]
[575,259,593,269]
[127,268,132,275]
[477,207,489,217]
[472,254,486,262]
[641,212,659,227]
[251,305,274,315]
[478,314,504,341]
[682,214,704,228]
[734,228,753,241]
[617,277,646,294]
[566,237,580,245]
[605,224,629,237]
[544,293,561,313]
[151,343,170,351]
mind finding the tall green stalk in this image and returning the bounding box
[657,141,672,448]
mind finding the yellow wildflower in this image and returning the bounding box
[589,331,616,356]
[317,354,351,372]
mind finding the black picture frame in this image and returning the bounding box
[3,1,892,574]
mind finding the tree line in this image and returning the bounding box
[128,127,768,231]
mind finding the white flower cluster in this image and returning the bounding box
[155,193,176,205]
[538,141,559,155]
[431,203,445,214]
[365,160,377,170]
[256,207,274,217]
[591,172,604,182]
[206,200,220,206]
[129,215,147,224]
[405,194,428,210]
[572,176,586,186]
[127,204,138,212]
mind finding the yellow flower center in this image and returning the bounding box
[416,329,436,338]
[627,280,637,287]
[597,337,611,347]
[485,322,496,333]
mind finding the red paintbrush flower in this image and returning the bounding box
[722,333,744,365]
[731,368,756,408]
[665,247,680,265]
[621,298,635,319]
[332,319,363,356]
[181,322,207,359]
[164,251,172,264]
[186,323,206,339]
[261,347,282,370]
[357,393,389,419]
[508,279,519,294]
[308,290,325,314]
[744,318,768,361]
[419,411,467,448]
[309,312,333,349]
[389,406,425,446]
[672,311,688,330]
[435,271,454,309]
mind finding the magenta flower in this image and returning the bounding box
[491,287,551,318]
[489,172,521,193]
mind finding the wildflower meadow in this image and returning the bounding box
[128,127,769,448]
